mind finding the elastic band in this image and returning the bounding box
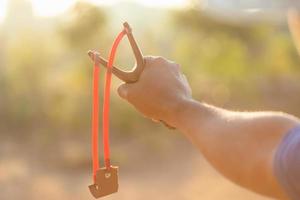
[91,30,126,181]
[92,63,100,181]
[103,30,126,169]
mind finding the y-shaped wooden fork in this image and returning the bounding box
[88,22,145,83]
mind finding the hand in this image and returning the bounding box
[288,9,300,54]
[117,56,192,128]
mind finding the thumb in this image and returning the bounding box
[117,83,130,100]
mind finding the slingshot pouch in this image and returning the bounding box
[89,166,119,198]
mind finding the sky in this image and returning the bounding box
[0,0,188,23]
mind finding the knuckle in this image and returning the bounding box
[155,56,166,64]
[174,63,181,70]
[144,56,155,68]
[145,56,167,69]
[144,56,154,62]
[168,62,181,74]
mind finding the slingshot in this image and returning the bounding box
[87,22,145,199]
[88,22,145,83]
[87,22,174,199]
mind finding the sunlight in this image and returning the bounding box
[31,0,75,16]
[0,0,7,23]
[135,0,187,8]
[0,0,187,21]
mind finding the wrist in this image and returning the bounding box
[167,98,216,133]
[165,98,197,129]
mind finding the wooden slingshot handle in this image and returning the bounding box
[88,22,145,83]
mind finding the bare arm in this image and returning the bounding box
[174,100,299,199]
[117,56,300,199]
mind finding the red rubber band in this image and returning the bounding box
[103,30,126,169]
[91,29,126,181]
[92,63,100,181]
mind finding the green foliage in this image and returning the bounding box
[0,2,300,135]
[171,8,300,109]
[59,2,106,50]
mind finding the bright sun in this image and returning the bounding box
[0,0,187,22]
[0,0,7,21]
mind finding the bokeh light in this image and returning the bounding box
[1,0,300,200]
[0,0,7,23]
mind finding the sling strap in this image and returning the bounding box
[91,30,126,181]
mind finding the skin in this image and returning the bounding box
[288,9,300,54]
[116,11,300,200]
[117,56,299,200]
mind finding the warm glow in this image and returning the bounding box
[0,0,7,22]
[0,0,187,22]
[31,0,76,16]
[130,0,187,8]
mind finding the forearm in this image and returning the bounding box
[117,56,299,199]
[173,99,300,199]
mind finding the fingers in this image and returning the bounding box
[144,56,181,74]
[118,83,137,102]
[117,83,130,100]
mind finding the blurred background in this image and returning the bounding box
[0,0,300,199]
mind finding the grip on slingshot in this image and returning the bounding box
[88,22,176,130]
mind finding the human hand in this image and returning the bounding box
[117,56,192,128]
